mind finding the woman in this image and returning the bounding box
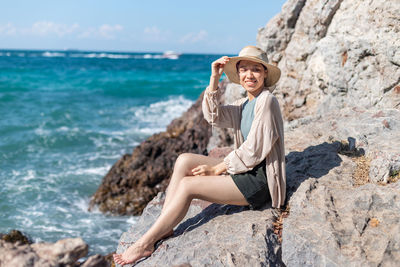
[113,45,286,265]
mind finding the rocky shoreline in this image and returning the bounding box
[2,0,399,266]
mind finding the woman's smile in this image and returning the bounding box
[237,60,267,99]
[245,79,257,86]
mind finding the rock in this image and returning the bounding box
[0,237,90,267]
[370,154,400,184]
[0,240,51,267]
[284,107,400,185]
[257,0,400,121]
[116,193,283,267]
[255,0,400,265]
[282,161,400,266]
[207,147,234,160]
[0,229,31,245]
[31,237,88,266]
[81,254,110,267]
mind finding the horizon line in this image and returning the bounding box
[0,47,236,56]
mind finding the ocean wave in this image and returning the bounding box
[133,95,193,126]
[70,165,111,176]
[0,51,179,60]
[70,53,132,59]
[42,51,66,57]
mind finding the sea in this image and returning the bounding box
[0,49,224,256]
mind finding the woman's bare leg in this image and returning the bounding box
[157,153,223,240]
[113,175,248,265]
[163,153,223,210]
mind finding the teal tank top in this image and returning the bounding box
[240,97,257,141]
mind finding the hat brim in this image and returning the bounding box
[224,56,281,87]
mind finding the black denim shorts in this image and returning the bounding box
[230,160,270,210]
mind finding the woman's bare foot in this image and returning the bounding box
[113,230,173,265]
[113,242,154,266]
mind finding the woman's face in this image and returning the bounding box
[237,60,267,95]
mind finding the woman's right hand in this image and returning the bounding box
[209,56,230,91]
[211,56,230,79]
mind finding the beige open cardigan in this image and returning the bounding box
[202,87,286,208]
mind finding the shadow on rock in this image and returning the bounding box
[174,204,250,237]
[174,141,359,235]
[285,140,364,202]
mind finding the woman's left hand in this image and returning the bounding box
[191,165,216,176]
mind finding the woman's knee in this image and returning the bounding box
[174,153,196,172]
[175,153,194,165]
[177,176,196,199]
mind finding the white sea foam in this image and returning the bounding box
[70,52,132,59]
[55,126,79,133]
[133,54,164,59]
[42,51,66,57]
[72,197,90,212]
[138,127,165,134]
[74,166,111,176]
[126,216,137,225]
[22,169,36,182]
[57,165,111,179]
[34,125,50,136]
[55,206,69,213]
[12,170,21,176]
[134,95,193,126]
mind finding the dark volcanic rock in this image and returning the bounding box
[0,230,31,245]
[89,90,223,215]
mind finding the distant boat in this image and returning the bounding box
[162,51,181,60]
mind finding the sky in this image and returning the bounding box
[0,0,287,54]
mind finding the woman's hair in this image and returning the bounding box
[236,60,267,72]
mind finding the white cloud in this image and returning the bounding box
[27,21,80,37]
[143,26,170,41]
[78,24,123,39]
[179,30,208,43]
[144,26,160,35]
[0,21,124,40]
[99,24,123,39]
[0,23,17,36]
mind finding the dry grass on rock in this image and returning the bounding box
[273,205,290,244]
[352,156,371,187]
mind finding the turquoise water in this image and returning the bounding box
[0,50,222,255]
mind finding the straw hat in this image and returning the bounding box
[224,46,281,87]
